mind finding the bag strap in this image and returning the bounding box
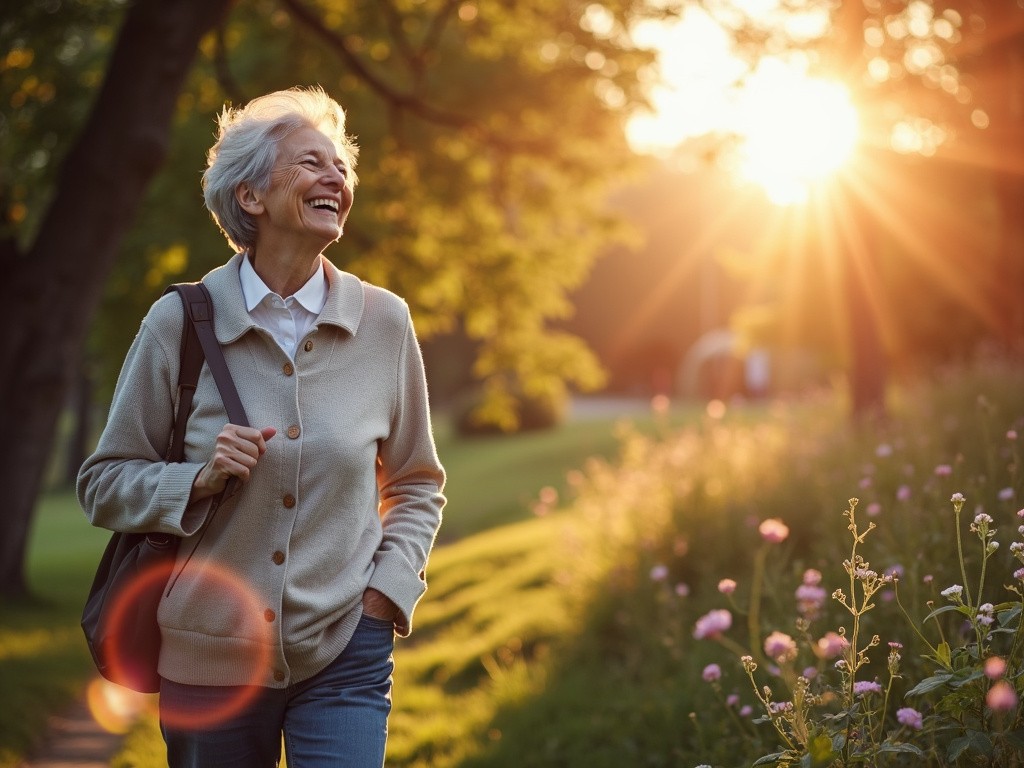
[159,282,249,594]
[165,283,249,429]
[166,287,206,463]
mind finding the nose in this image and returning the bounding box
[324,163,348,188]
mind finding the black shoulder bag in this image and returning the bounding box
[81,282,249,693]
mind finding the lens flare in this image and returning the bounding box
[102,558,274,730]
[86,677,152,734]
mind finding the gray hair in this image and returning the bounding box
[202,86,359,252]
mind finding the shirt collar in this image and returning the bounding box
[238,252,328,315]
[205,253,365,344]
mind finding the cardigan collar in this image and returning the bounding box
[203,252,366,345]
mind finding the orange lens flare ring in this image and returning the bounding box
[103,558,274,730]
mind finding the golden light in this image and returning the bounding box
[627,10,860,206]
[86,677,152,734]
[731,62,860,205]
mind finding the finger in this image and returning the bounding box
[255,426,277,456]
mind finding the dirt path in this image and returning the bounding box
[19,696,125,768]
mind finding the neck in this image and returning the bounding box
[248,242,323,297]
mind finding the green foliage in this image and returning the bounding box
[452,385,569,435]
[0,0,127,245]
[37,0,668,420]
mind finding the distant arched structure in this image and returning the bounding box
[677,329,771,400]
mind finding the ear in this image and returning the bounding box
[236,182,264,215]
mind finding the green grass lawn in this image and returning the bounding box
[0,403,682,767]
[0,492,112,768]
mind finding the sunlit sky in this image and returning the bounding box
[626,4,859,204]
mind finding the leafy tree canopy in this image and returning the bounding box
[5,0,686,429]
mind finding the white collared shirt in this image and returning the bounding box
[238,254,328,359]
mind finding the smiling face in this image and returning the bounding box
[238,124,355,254]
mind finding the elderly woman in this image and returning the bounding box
[78,87,445,767]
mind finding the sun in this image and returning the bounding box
[731,61,860,205]
[626,11,861,206]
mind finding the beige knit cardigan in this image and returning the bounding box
[78,253,446,687]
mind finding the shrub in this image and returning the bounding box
[452,387,568,436]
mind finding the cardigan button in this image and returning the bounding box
[283,495,296,509]
[282,362,294,376]
[264,609,276,622]
[303,340,314,352]
[287,425,300,439]
[273,669,285,682]
[272,551,285,565]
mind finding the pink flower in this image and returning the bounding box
[702,663,722,682]
[999,488,1015,502]
[853,681,883,696]
[795,584,827,618]
[803,569,822,585]
[816,632,848,660]
[985,656,1008,679]
[896,707,923,729]
[650,564,669,582]
[896,484,912,502]
[693,609,732,640]
[763,631,797,663]
[675,582,690,597]
[934,464,953,477]
[718,578,737,595]
[726,693,740,707]
[866,502,882,517]
[759,518,790,544]
[739,705,753,717]
[986,680,1019,711]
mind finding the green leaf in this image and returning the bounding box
[1004,729,1024,749]
[878,743,924,756]
[997,605,1021,626]
[947,730,993,761]
[805,734,839,768]
[937,641,952,667]
[753,752,788,766]
[924,605,970,623]
[906,672,955,696]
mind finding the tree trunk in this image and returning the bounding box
[987,8,1024,347]
[830,0,889,419]
[63,367,94,489]
[0,0,233,601]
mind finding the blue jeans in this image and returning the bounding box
[160,614,395,768]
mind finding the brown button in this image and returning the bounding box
[264,609,276,622]
[283,362,294,376]
[287,425,300,439]
[283,494,296,509]
[303,340,314,352]
[273,669,285,682]
[272,551,285,565]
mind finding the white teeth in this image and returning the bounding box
[308,198,339,212]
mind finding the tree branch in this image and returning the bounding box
[277,0,471,129]
[213,22,246,105]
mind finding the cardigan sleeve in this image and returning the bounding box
[367,307,446,636]
[77,297,213,536]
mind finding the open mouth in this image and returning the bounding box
[307,198,340,214]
